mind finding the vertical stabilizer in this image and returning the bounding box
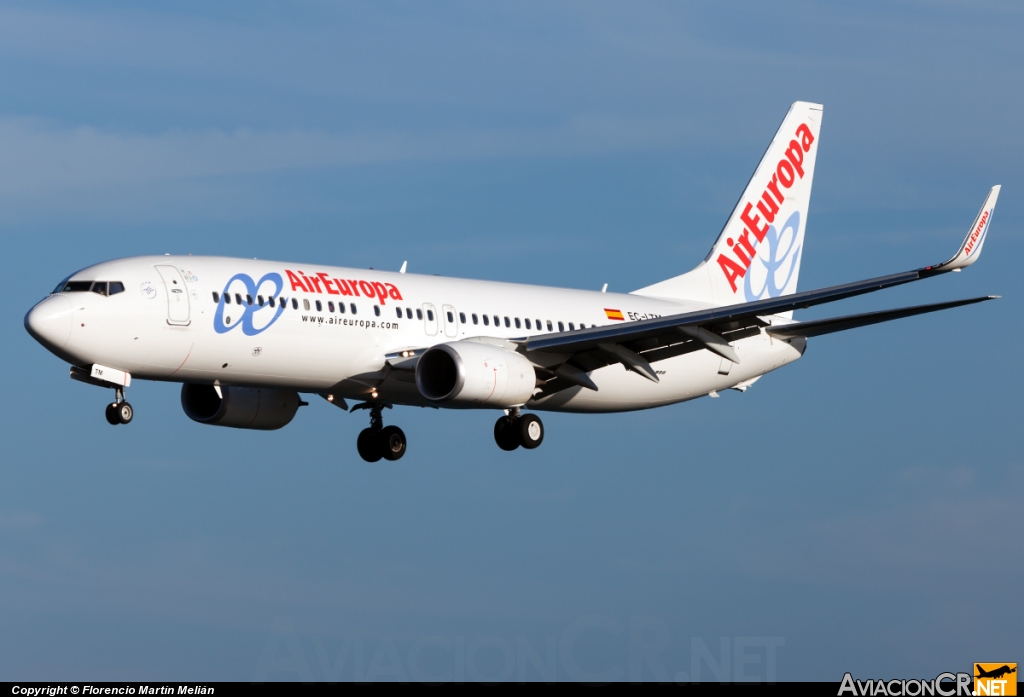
[634,101,823,309]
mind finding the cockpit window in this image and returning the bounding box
[91,282,108,295]
[109,282,124,295]
[62,281,93,292]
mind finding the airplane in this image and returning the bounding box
[24,102,1001,462]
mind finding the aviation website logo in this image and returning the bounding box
[836,663,1016,697]
[975,663,1017,696]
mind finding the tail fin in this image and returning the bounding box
[634,101,824,307]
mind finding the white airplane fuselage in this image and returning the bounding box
[28,255,804,414]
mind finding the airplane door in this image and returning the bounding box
[155,265,191,325]
[442,304,458,338]
[422,303,438,336]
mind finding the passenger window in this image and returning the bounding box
[224,294,231,305]
[546,320,553,331]
[406,308,413,319]
[459,312,466,323]
[396,307,403,318]
[446,311,454,323]
[303,299,310,311]
[568,322,575,330]
[315,300,322,311]
[350,303,357,314]
[246,294,253,306]
[416,308,423,320]
[258,295,265,306]
[514,318,521,329]
[525,318,531,330]
[91,282,108,295]
[108,282,125,295]
[338,302,345,314]
[212,292,220,303]
[536,319,542,330]
[236,294,243,305]
[328,301,335,312]
[292,298,299,310]
[558,322,564,332]
[483,315,489,326]
[493,315,499,326]
[427,309,434,321]
[268,296,275,308]
[374,305,380,316]
[472,314,478,325]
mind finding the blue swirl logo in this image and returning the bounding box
[214,273,285,336]
[744,210,803,302]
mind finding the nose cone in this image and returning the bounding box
[25,295,73,350]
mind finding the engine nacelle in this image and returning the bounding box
[181,384,300,430]
[415,341,536,407]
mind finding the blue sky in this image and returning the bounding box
[2,0,1021,681]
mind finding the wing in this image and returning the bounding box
[524,186,1000,393]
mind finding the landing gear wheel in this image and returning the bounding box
[105,403,120,425]
[117,402,133,424]
[494,416,520,451]
[518,413,544,449]
[357,428,383,462]
[379,425,407,461]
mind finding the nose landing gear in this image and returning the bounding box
[494,409,544,451]
[353,402,407,462]
[104,387,133,425]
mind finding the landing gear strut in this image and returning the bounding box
[105,386,133,426]
[353,402,406,462]
[494,408,544,451]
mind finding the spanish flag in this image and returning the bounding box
[604,308,625,321]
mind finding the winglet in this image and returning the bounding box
[930,185,1000,273]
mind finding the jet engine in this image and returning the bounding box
[415,341,536,407]
[180,383,300,430]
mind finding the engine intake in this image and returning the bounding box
[415,341,536,406]
[181,384,299,430]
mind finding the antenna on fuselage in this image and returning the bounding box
[601,283,608,293]
[400,261,408,274]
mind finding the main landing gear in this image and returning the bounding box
[104,386,133,426]
[494,408,544,451]
[353,402,407,462]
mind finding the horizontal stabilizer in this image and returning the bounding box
[766,296,997,339]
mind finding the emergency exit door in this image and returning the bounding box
[155,265,191,325]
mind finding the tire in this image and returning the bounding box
[379,425,407,461]
[357,428,383,462]
[105,403,120,425]
[117,402,133,425]
[518,413,544,449]
[494,416,520,451]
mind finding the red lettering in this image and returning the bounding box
[286,270,309,292]
[777,159,795,188]
[386,283,403,301]
[785,139,805,178]
[317,273,338,294]
[359,280,376,299]
[372,282,389,305]
[756,190,780,224]
[347,279,361,297]
[738,230,758,259]
[796,123,814,151]
[740,202,769,243]
[717,254,746,293]
[308,275,324,293]
[335,279,353,296]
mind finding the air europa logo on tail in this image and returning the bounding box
[964,210,989,258]
[718,122,815,293]
[285,269,403,305]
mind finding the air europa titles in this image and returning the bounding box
[718,122,816,293]
[285,270,403,305]
[964,210,989,257]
